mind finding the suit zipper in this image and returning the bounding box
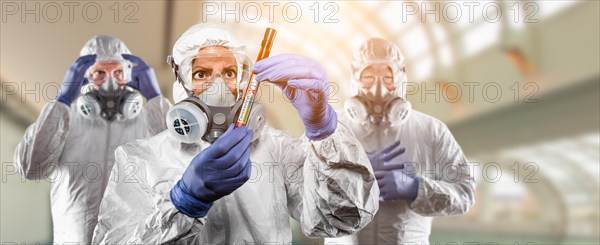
[103,121,112,166]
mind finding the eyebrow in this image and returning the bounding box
[192,65,238,70]
[192,65,212,70]
[91,66,123,71]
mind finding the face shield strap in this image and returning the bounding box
[167,54,194,97]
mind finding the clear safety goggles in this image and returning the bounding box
[356,63,404,96]
[191,67,238,85]
[87,60,130,84]
[359,75,394,87]
[179,49,252,93]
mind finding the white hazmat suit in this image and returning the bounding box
[13,36,171,244]
[326,38,476,244]
[92,24,380,244]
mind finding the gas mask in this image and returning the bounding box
[344,78,411,136]
[345,38,411,138]
[76,76,143,121]
[165,48,266,144]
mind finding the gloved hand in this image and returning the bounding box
[170,124,253,218]
[122,54,161,100]
[55,55,96,105]
[253,54,337,140]
[369,141,419,201]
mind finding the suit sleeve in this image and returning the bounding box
[13,101,71,180]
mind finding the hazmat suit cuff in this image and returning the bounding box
[299,122,378,236]
[408,174,476,216]
[55,96,72,106]
[170,180,213,218]
[305,122,361,165]
[408,175,434,214]
[42,100,71,123]
[305,106,338,141]
[406,175,420,202]
[49,99,72,110]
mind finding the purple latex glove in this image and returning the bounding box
[253,54,337,141]
[370,141,419,201]
[170,124,253,218]
[55,55,96,105]
[122,54,161,100]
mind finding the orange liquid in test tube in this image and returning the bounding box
[236,28,277,127]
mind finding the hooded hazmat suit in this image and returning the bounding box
[91,24,379,244]
[13,35,171,244]
[325,38,476,244]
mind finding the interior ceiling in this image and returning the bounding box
[1,1,595,135]
[496,132,600,204]
[0,1,457,130]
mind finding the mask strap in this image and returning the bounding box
[167,55,194,97]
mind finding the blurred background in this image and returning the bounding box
[1,0,598,244]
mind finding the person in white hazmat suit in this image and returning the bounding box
[92,24,379,244]
[13,35,171,244]
[325,38,476,244]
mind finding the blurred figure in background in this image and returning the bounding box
[326,38,476,244]
[13,35,171,244]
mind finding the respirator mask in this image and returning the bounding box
[344,37,412,139]
[76,60,143,121]
[344,63,411,139]
[166,48,266,144]
[345,79,411,128]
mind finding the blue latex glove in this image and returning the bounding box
[170,124,253,218]
[253,54,337,140]
[370,141,419,201]
[122,54,161,100]
[55,55,96,105]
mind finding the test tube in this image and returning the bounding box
[236,28,277,127]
